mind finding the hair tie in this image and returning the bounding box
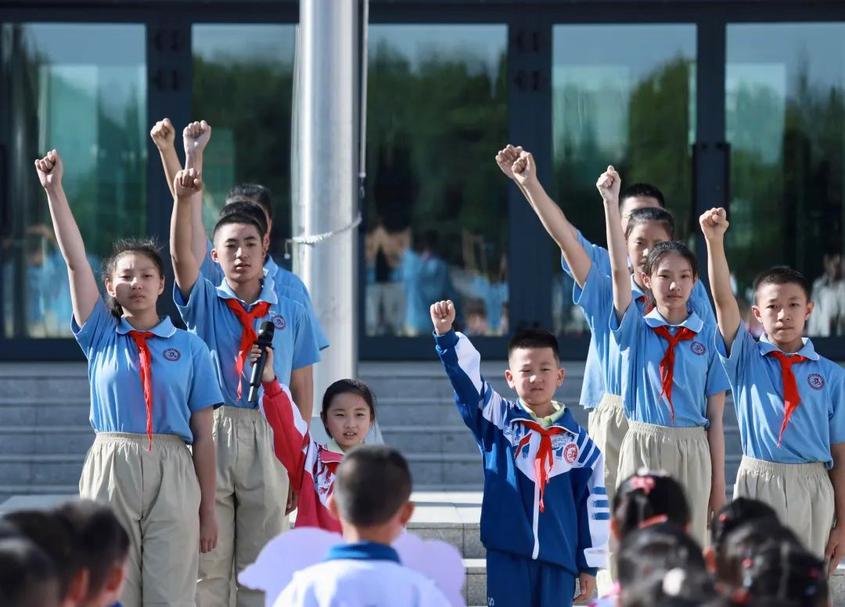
[718,513,729,523]
[662,568,686,597]
[630,475,656,494]
[638,514,669,529]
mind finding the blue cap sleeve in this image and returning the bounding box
[187,335,224,412]
[71,298,116,358]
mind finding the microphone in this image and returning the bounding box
[248,321,275,403]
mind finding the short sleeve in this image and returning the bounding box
[290,303,321,370]
[609,299,639,351]
[705,338,732,397]
[174,276,217,328]
[187,336,224,412]
[573,263,613,330]
[828,372,845,445]
[71,298,116,358]
[714,320,753,386]
[199,239,224,285]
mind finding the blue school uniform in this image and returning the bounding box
[434,330,608,605]
[72,299,222,443]
[560,231,716,407]
[716,325,845,466]
[611,306,729,427]
[201,242,329,350]
[174,274,321,408]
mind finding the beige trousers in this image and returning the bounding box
[734,456,834,558]
[79,433,200,607]
[618,421,712,547]
[196,407,289,607]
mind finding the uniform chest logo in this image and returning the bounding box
[563,443,579,464]
[808,373,825,390]
[163,348,181,362]
[690,341,706,355]
[272,315,287,331]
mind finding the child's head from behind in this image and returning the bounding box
[620,566,716,607]
[612,471,690,547]
[0,535,61,607]
[619,182,666,232]
[731,540,828,607]
[55,501,129,607]
[211,213,268,285]
[329,445,414,543]
[706,498,778,572]
[714,518,800,591]
[505,328,563,410]
[624,207,675,280]
[320,379,376,451]
[102,239,165,319]
[643,241,698,316]
[618,523,706,597]
[751,266,813,350]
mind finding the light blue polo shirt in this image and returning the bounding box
[72,299,222,443]
[201,241,329,350]
[716,325,845,467]
[560,231,716,408]
[174,274,321,408]
[611,305,729,428]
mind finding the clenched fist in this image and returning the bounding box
[430,300,456,336]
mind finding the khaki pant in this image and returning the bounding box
[79,433,200,607]
[734,456,834,558]
[618,421,712,547]
[197,407,289,607]
[587,393,627,594]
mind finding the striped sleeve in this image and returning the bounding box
[576,430,610,572]
[260,379,312,490]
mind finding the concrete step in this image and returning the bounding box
[0,454,84,486]
[0,426,94,455]
[0,398,90,426]
[382,425,479,454]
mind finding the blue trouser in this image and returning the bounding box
[486,549,576,607]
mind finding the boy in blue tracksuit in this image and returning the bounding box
[430,299,608,607]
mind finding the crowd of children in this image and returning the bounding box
[2,125,844,607]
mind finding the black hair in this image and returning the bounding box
[644,240,699,279]
[507,328,560,361]
[710,498,779,551]
[227,183,273,221]
[618,522,706,590]
[211,211,267,242]
[624,207,676,240]
[55,500,129,601]
[2,509,80,601]
[320,379,377,436]
[0,536,60,607]
[752,266,812,303]
[220,199,269,236]
[736,540,828,607]
[715,518,800,589]
[620,566,717,607]
[101,238,165,319]
[613,471,690,539]
[619,182,666,208]
[333,445,412,527]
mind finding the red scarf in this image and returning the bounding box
[766,351,808,446]
[515,419,567,512]
[129,331,155,450]
[224,299,271,399]
[650,325,697,423]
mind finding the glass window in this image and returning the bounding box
[365,24,508,337]
[1,23,146,338]
[727,23,845,337]
[192,24,296,258]
[551,24,696,336]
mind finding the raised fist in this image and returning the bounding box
[183,120,212,157]
[150,118,175,150]
[430,300,456,336]
[494,145,524,181]
[34,150,63,191]
[596,165,621,204]
[699,207,729,240]
[174,168,203,198]
[511,151,537,187]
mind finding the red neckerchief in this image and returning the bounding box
[650,325,697,423]
[129,331,155,450]
[766,351,808,446]
[514,419,567,512]
[224,299,271,399]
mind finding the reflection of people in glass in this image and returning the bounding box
[461,231,508,336]
[808,253,845,337]
[401,230,454,336]
[365,221,409,336]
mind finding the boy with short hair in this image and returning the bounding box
[275,445,450,606]
[701,207,845,571]
[431,299,608,606]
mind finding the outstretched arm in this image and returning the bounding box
[170,168,203,298]
[501,147,592,287]
[150,118,181,200]
[183,120,213,267]
[701,208,741,349]
[34,150,99,326]
[598,166,630,320]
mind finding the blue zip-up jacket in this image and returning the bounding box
[435,330,609,575]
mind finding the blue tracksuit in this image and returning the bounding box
[435,330,609,607]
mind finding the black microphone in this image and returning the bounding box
[248,321,275,403]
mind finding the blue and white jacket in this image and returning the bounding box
[435,330,609,575]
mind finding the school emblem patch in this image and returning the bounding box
[163,348,181,362]
[690,341,706,355]
[563,443,578,464]
[272,315,286,331]
[808,373,825,390]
